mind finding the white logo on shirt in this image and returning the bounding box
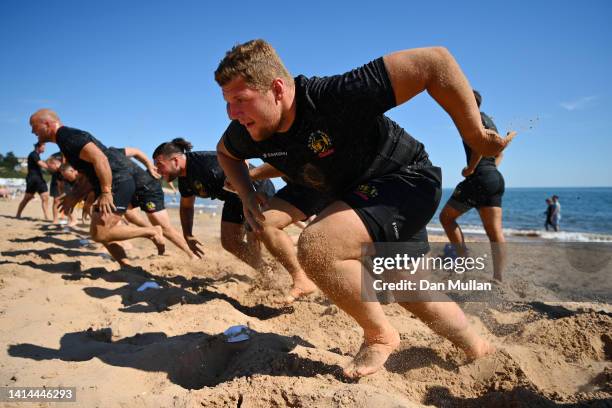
[262,152,288,158]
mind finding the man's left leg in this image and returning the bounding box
[39,191,50,221]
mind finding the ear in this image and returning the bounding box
[271,78,285,101]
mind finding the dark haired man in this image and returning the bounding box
[16,142,50,219]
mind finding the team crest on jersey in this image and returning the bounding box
[308,131,335,158]
[145,201,156,211]
[354,184,378,200]
[194,180,206,196]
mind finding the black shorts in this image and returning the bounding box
[254,178,276,198]
[447,168,505,212]
[26,176,48,194]
[220,179,277,225]
[95,177,135,214]
[131,178,165,213]
[342,166,442,251]
[50,176,60,197]
[275,183,333,219]
[221,194,245,224]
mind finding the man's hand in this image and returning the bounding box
[470,130,517,157]
[242,191,268,232]
[147,165,162,179]
[184,235,205,258]
[96,192,116,215]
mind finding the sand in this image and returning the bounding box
[0,198,610,407]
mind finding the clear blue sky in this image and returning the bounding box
[1,0,610,187]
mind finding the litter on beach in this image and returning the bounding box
[223,325,250,343]
[137,281,161,292]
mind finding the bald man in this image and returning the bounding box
[29,109,165,266]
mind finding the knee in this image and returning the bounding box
[220,235,241,255]
[297,227,333,276]
[439,209,454,226]
[91,226,109,243]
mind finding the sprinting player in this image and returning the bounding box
[16,142,50,220]
[29,109,165,265]
[112,146,199,260]
[215,40,516,378]
[153,138,276,270]
[439,90,508,281]
[46,153,77,226]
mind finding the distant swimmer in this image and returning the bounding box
[439,90,509,281]
[16,142,50,220]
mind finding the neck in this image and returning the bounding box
[49,122,62,143]
[276,85,296,133]
[178,154,187,177]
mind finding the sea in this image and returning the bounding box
[165,187,612,243]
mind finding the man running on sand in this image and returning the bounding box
[112,146,200,261]
[153,138,275,270]
[29,109,166,264]
[16,142,50,220]
[214,40,516,378]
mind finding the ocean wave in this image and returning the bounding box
[427,224,612,242]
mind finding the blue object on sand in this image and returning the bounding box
[137,281,161,292]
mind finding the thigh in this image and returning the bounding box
[220,221,245,245]
[275,183,333,219]
[302,200,372,261]
[440,203,467,222]
[262,196,309,229]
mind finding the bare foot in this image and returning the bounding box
[284,279,318,303]
[343,329,400,378]
[151,226,165,255]
[464,337,496,361]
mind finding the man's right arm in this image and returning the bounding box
[180,195,196,237]
[217,136,266,231]
[249,163,285,181]
[382,47,515,157]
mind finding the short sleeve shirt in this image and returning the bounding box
[178,151,235,201]
[27,151,44,179]
[223,57,430,195]
[56,126,132,193]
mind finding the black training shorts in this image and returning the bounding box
[342,166,442,251]
[447,168,505,212]
[95,177,135,214]
[131,178,165,213]
[274,183,333,219]
[25,176,48,194]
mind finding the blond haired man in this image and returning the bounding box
[215,40,515,378]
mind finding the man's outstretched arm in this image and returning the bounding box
[383,47,515,156]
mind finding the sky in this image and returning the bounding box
[1,0,611,188]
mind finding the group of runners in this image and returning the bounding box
[18,39,516,378]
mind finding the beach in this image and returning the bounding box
[1,198,610,408]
